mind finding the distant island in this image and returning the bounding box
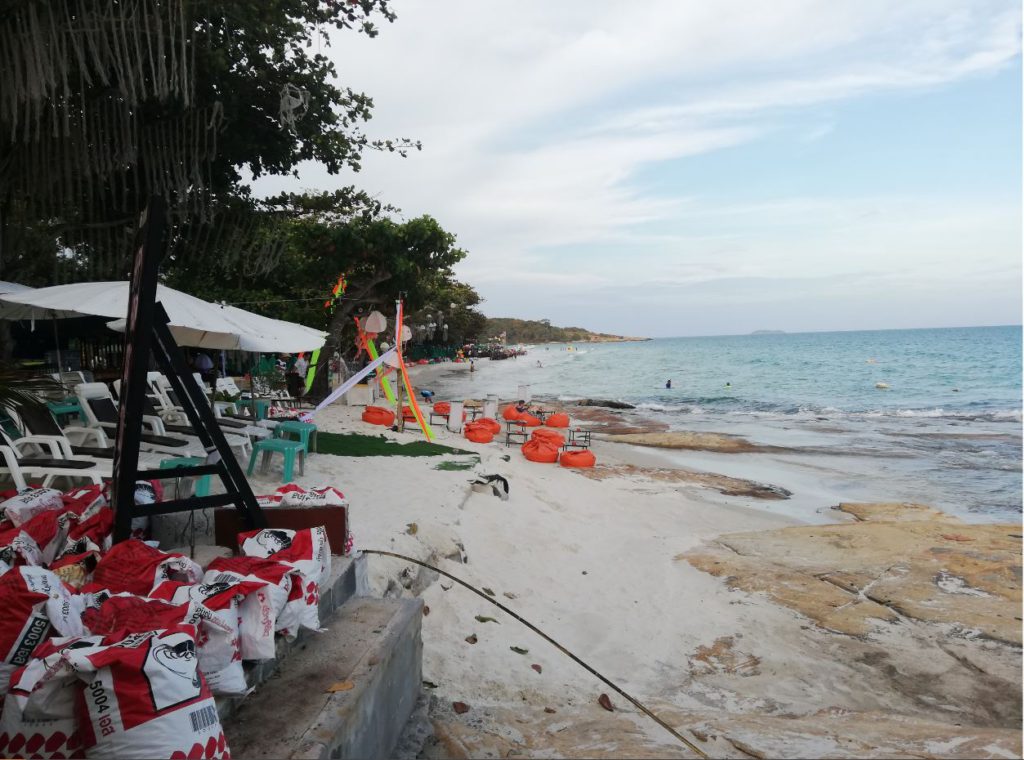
[481,317,650,344]
[750,329,786,335]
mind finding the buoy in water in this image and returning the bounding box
[875,382,889,390]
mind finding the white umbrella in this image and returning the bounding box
[0,281,327,352]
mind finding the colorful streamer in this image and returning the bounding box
[302,348,397,420]
[395,300,434,441]
[304,348,320,393]
[354,316,397,404]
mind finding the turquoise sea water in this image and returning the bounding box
[433,326,1022,520]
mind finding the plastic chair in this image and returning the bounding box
[247,438,305,483]
[159,456,212,497]
[272,420,317,454]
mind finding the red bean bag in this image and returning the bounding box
[433,402,451,415]
[502,405,522,421]
[362,406,395,426]
[531,428,565,448]
[402,405,417,421]
[520,413,542,427]
[464,426,494,444]
[560,449,596,468]
[545,412,570,428]
[477,417,501,434]
[522,439,559,463]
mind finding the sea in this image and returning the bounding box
[428,325,1022,523]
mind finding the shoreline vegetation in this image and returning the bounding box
[481,316,650,344]
[272,361,1021,758]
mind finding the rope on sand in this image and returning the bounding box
[361,549,711,759]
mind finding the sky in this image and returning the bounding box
[255,1,1022,338]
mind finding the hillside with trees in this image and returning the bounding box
[479,318,648,344]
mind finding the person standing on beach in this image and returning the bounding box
[665,379,672,389]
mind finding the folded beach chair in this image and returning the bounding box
[0,429,106,488]
[8,405,160,468]
[75,382,203,457]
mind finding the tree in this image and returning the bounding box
[0,0,418,284]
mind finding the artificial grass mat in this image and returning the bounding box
[316,432,473,458]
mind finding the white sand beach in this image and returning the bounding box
[244,363,1022,759]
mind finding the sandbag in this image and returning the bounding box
[259,484,348,509]
[150,583,248,696]
[238,528,330,633]
[560,449,597,468]
[544,412,570,428]
[464,426,494,444]
[0,567,85,695]
[0,634,104,760]
[531,428,565,448]
[200,566,283,661]
[361,406,395,426]
[476,417,501,434]
[89,540,202,597]
[206,557,299,646]
[58,625,230,760]
[1,489,64,528]
[501,405,522,421]
[521,439,559,463]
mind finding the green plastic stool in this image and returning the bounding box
[273,420,317,453]
[48,397,84,425]
[159,456,212,497]
[247,438,305,483]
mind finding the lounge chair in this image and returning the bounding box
[75,382,202,457]
[0,429,106,488]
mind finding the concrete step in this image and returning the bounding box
[224,595,424,760]
[216,554,365,722]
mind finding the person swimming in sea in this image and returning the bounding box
[665,379,672,389]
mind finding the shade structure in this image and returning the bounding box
[0,281,33,295]
[0,281,327,352]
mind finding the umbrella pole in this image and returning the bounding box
[52,311,63,373]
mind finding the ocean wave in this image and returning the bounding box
[630,400,1022,423]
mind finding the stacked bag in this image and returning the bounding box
[0,483,340,760]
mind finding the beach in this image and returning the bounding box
[246,360,1022,759]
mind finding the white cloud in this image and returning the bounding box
[255,0,1021,333]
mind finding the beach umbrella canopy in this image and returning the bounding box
[0,281,326,352]
[0,281,33,295]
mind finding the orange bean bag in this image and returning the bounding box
[545,412,570,428]
[362,406,395,426]
[560,449,596,468]
[520,413,542,427]
[402,405,417,421]
[531,428,565,448]
[477,417,501,434]
[502,405,522,421]
[433,402,451,415]
[464,425,494,444]
[522,439,559,463]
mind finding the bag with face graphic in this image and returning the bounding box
[273,484,347,508]
[1,489,65,528]
[205,557,301,645]
[88,540,201,597]
[238,527,330,633]
[194,569,282,662]
[0,528,43,568]
[149,582,248,695]
[0,634,104,760]
[58,625,229,760]
[0,567,85,697]
[56,507,114,563]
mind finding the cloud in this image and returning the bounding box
[254,0,1021,332]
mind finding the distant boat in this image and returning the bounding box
[875,382,890,390]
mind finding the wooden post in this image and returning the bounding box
[395,298,404,432]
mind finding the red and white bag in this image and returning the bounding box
[0,567,85,696]
[238,529,330,633]
[57,625,230,760]
[61,485,106,516]
[274,484,347,508]
[1,489,65,528]
[196,568,283,661]
[0,528,43,568]
[205,557,304,642]
[0,635,104,760]
[149,582,248,696]
[88,540,201,597]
